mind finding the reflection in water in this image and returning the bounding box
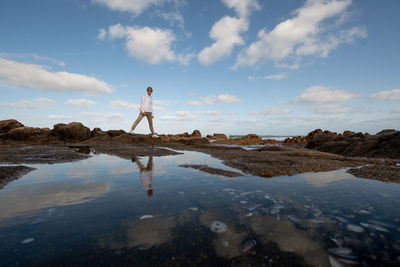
[132,156,154,196]
[0,152,399,266]
[301,169,355,187]
[0,181,110,220]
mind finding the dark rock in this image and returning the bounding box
[106,130,126,137]
[52,122,91,141]
[191,130,201,138]
[6,127,51,140]
[91,127,105,137]
[0,119,24,134]
[305,129,400,159]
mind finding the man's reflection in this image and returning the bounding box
[132,156,153,196]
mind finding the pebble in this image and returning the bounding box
[240,239,257,253]
[210,221,228,233]
[346,224,365,233]
[21,238,34,244]
[139,215,154,220]
[188,207,199,211]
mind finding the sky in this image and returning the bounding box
[0,0,399,136]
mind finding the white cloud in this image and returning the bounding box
[291,85,358,103]
[198,16,248,65]
[390,108,400,113]
[370,89,400,101]
[264,73,287,80]
[1,98,56,109]
[106,24,189,65]
[82,112,103,117]
[198,0,260,65]
[36,97,56,104]
[66,98,96,108]
[31,54,66,66]
[205,110,223,115]
[82,112,123,120]
[188,100,203,106]
[200,94,242,104]
[160,110,198,121]
[250,107,291,116]
[104,113,123,119]
[235,0,367,68]
[92,0,161,15]
[48,115,73,120]
[222,0,260,19]
[0,58,112,94]
[1,100,36,109]
[315,103,367,114]
[208,118,227,123]
[97,28,107,40]
[110,100,139,110]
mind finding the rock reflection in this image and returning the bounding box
[302,169,354,187]
[132,156,154,196]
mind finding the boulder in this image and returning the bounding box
[91,128,105,137]
[6,127,51,140]
[0,119,24,134]
[52,122,91,141]
[210,133,228,140]
[106,130,126,137]
[191,130,201,138]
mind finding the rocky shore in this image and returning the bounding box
[1,119,399,185]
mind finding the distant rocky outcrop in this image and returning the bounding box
[210,134,281,145]
[305,129,400,159]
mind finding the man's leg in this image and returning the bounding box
[145,112,154,134]
[131,112,144,131]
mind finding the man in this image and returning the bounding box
[129,87,159,138]
[132,156,154,197]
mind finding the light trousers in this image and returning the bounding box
[131,112,154,133]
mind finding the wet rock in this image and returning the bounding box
[210,221,228,233]
[346,224,364,233]
[0,146,89,164]
[52,122,91,141]
[347,165,400,183]
[239,238,257,253]
[180,164,242,177]
[0,119,24,134]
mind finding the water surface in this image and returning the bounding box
[0,150,399,266]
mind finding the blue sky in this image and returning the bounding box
[0,0,399,135]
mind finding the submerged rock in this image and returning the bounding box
[239,238,257,253]
[210,221,228,233]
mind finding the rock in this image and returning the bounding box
[191,130,201,138]
[6,127,51,140]
[305,129,400,159]
[207,133,228,140]
[210,221,228,233]
[0,119,24,134]
[52,122,91,141]
[106,130,126,137]
[91,127,105,137]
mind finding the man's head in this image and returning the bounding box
[147,87,153,96]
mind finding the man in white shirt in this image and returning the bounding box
[129,87,159,138]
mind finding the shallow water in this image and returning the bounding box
[0,150,399,266]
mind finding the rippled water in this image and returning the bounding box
[0,150,399,266]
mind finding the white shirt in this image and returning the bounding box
[139,94,153,113]
[140,170,153,190]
